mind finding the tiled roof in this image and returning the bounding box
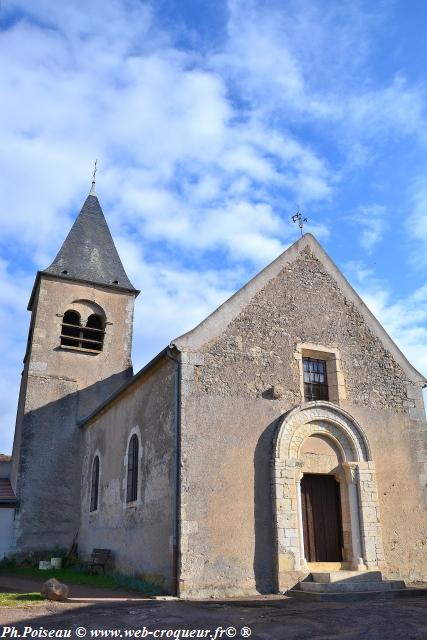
[0,454,11,462]
[0,478,16,503]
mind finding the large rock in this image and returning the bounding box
[41,578,69,601]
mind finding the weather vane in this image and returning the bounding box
[291,207,307,237]
[92,159,98,184]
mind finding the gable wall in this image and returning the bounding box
[179,248,427,596]
[79,357,177,593]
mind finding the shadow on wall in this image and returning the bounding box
[11,368,133,557]
[253,415,284,594]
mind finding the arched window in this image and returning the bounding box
[60,311,81,348]
[60,310,105,352]
[126,435,139,503]
[82,314,105,352]
[90,455,100,512]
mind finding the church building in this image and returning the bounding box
[4,183,427,597]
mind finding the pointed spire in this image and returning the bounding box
[42,188,138,294]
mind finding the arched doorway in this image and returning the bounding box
[273,402,385,589]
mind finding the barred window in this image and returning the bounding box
[90,456,100,512]
[303,357,329,401]
[126,435,139,503]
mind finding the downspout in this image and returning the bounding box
[167,347,182,597]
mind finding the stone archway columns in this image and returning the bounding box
[343,461,385,570]
[343,462,366,571]
[274,457,307,582]
[273,402,386,589]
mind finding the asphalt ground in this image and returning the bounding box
[1,593,427,640]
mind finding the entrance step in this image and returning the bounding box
[308,562,351,571]
[287,571,427,602]
[311,570,382,583]
[300,580,406,593]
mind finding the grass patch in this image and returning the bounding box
[0,567,164,596]
[0,592,44,607]
[2,567,123,588]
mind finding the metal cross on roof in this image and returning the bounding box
[89,159,98,195]
[291,207,308,237]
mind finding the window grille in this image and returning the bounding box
[126,434,139,503]
[60,311,105,352]
[303,357,329,401]
[90,456,100,512]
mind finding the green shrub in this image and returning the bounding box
[0,557,17,569]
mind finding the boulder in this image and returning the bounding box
[41,578,69,601]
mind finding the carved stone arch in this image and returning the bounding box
[273,401,384,587]
[70,299,106,325]
[275,401,371,463]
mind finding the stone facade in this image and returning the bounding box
[194,248,409,411]
[174,235,427,596]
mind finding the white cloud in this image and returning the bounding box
[215,1,427,149]
[346,204,388,252]
[1,0,427,453]
[0,260,34,453]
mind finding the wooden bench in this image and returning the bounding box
[85,548,113,574]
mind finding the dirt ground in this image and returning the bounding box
[0,575,147,601]
[1,595,427,640]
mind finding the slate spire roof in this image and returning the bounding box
[42,192,138,294]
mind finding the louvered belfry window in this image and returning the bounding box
[90,456,100,512]
[60,310,81,347]
[303,357,329,401]
[82,314,105,351]
[60,311,105,352]
[126,435,139,503]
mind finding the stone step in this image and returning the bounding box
[311,570,383,583]
[300,580,406,593]
[308,562,351,571]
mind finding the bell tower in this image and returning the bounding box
[10,183,139,554]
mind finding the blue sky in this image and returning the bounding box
[1,0,427,452]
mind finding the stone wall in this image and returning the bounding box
[178,246,427,596]
[79,356,177,593]
[197,249,408,411]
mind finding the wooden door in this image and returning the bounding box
[301,474,343,562]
